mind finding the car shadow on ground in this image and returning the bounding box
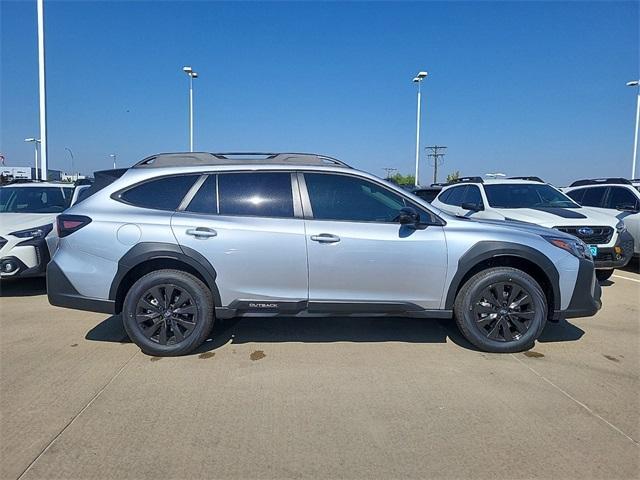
[621,257,639,274]
[85,314,585,355]
[0,277,46,297]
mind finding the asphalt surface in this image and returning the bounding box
[1,263,638,479]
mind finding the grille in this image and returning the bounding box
[0,237,6,251]
[554,226,613,245]
[596,252,613,262]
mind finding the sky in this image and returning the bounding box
[1,0,638,186]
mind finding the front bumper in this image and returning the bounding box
[554,258,602,320]
[47,260,115,314]
[593,230,634,269]
[0,237,50,278]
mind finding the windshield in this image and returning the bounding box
[0,186,73,213]
[484,184,579,209]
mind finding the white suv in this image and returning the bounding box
[431,177,633,281]
[563,178,639,260]
[0,182,81,278]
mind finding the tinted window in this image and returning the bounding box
[605,187,639,210]
[186,175,217,214]
[0,186,73,213]
[414,189,440,203]
[436,189,451,204]
[218,172,294,218]
[441,186,467,206]
[305,173,406,222]
[120,175,199,210]
[579,187,607,208]
[484,184,578,208]
[566,189,586,204]
[464,185,483,207]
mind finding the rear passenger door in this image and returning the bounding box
[171,171,309,311]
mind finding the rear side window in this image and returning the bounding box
[120,175,199,210]
[579,187,607,207]
[441,186,467,206]
[218,172,294,218]
[186,175,217,214]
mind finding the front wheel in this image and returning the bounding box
[595,269,614,282]
[454,267,547,353]
[122,269,214,356]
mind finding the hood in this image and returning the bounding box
[467,217,576,240]
[0,213,57,236]
[493,207,619,227]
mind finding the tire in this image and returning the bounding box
[454,267,547,353]
[122,269,214,356]
[595,269,614,282]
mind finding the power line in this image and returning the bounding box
[426,145,447,184]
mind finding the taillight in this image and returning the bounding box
[57,215,92,238]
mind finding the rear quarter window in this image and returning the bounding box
[119,175,199,210]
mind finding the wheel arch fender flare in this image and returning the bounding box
[109,242,222,311]
[444,241,561,312]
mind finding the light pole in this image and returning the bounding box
[183,66,199,152]
[65,147,75,179]
[110,153,117,169]
[24,138,41,180]
[36,0,48,180]
[413,71,428,186]
[627,80,640,179]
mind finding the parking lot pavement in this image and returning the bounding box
[1,269,638,480]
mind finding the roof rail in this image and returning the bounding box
[569,177,631,187]
[133,152,352,169]
[448,176,484,185]
[509,176,545,183]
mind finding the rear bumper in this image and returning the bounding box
[554,258,602,320]
[47,260,115,314]
[594,231,634,269]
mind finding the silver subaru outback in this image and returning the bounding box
[47,152,601,356]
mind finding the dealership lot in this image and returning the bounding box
[0,265,638,479]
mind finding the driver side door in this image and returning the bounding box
[300,172,448,312]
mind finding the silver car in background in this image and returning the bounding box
[47,153,601,356]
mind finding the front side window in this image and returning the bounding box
[441,186,467,206]
[0,187,73,213]
[463,185,484,207]
[304,173,407,222]
[483,184,578,208]
[565,188,586,204]
[579,187,607,208]
[605,187,639,210]
[120,175,200,210]
[218,172,294,218]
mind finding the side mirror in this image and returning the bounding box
[461,202,484,212]
[397,206,420,226]
[616,203,640,213]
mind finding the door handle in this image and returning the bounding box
[186,227,217,238]
[310,233,340,243]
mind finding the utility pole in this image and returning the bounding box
[36,0,48,180]
[383,167,398,179]
[426,145,447,184]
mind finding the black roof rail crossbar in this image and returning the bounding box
[509,176,545,182]
[448,176,484,185]
[569,178,631,187]
[133,152,352,169]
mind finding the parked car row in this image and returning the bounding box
[415,176,637,281]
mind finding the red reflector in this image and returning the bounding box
[62,220,84,229]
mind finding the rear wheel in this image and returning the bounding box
[454,267,547,353]
[595,269,613,282]
[122,269,214,356]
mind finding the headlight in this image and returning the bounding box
[615,220,627,234]
[543,235,592,260]
[9,223,53,239]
